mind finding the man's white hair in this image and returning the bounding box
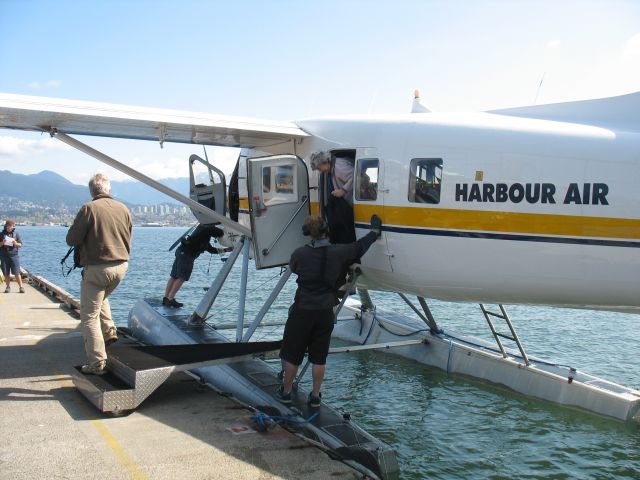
[310,151,331,171]
[89,173,111,197]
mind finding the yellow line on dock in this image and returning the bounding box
[51,368,149,480]
[5,285,149,480]
[2,278,358,480]
[90,420,149,480]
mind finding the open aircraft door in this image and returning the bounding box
[247,155,310,269]
[189,154,226,224]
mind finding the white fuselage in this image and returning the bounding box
[1,92,636,310]
[244,112,640,311]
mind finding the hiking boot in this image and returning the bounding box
[104,327,118,347]
[170,298,183,308]
[81,363,107,376]
[162,296,172,307]
[276,387,292,405]
[4,287,10,293]
[19,286,25,293]
[308,392,322,408]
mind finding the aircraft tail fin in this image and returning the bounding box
[489,91,640,132]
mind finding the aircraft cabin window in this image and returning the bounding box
[261,164,297,205]
[409,158,443,204]
[355,158,379,201]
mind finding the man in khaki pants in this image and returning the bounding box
[67,173,132,375]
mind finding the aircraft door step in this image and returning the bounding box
[71,341,282,413]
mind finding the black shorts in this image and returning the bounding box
[0,254,20,277]
[279,305,334,366]
[169,249,196,281]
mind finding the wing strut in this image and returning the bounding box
[52,131,252,237]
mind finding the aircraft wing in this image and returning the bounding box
[490,91,640,133]
[0,93,308,148]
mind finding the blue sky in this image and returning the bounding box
[0,0,639,184]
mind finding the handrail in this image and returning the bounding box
[261,195,309,256]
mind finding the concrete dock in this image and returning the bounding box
[0,279,360,479]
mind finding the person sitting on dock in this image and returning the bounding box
[163,223,225,308]
[277,214,382,408]
[66,173,132,376]
[0,219,24,293]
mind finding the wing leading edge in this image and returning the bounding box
[0,93,308,148]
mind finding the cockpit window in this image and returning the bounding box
[355,158,379,201]
[409,158,443,204]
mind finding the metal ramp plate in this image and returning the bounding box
[127,299,400,479]
[70,367,136,413]
[107,341,282,382]
[72,341,282,413]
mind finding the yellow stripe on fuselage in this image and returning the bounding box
[354,204,640,240]
[240,197,638,240]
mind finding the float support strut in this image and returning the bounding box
[191,239,244,324]
[242,268,292,342]
[235,238,251,342]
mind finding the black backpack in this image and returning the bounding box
[61,246,82,276]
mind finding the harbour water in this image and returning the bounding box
[17,226,640,479]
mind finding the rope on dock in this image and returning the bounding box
[250,410,319,432]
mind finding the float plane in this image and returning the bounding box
[1,90,639,479]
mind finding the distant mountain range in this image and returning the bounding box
[0,170,189,206]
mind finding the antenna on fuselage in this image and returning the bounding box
[411,89,431,113]
[534,72,546,105]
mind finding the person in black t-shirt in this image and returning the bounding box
[163,224,225,308]
[277,214,382,408]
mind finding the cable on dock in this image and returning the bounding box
[249,410,319,432]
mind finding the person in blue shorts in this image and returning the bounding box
[0,219,25,293]
[163,223,226,308]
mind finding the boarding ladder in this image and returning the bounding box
[71,339,281,414]
[479,304,531,366]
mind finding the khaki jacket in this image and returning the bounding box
[66,194,132,266]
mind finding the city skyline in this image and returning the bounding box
[2,195,195,227]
